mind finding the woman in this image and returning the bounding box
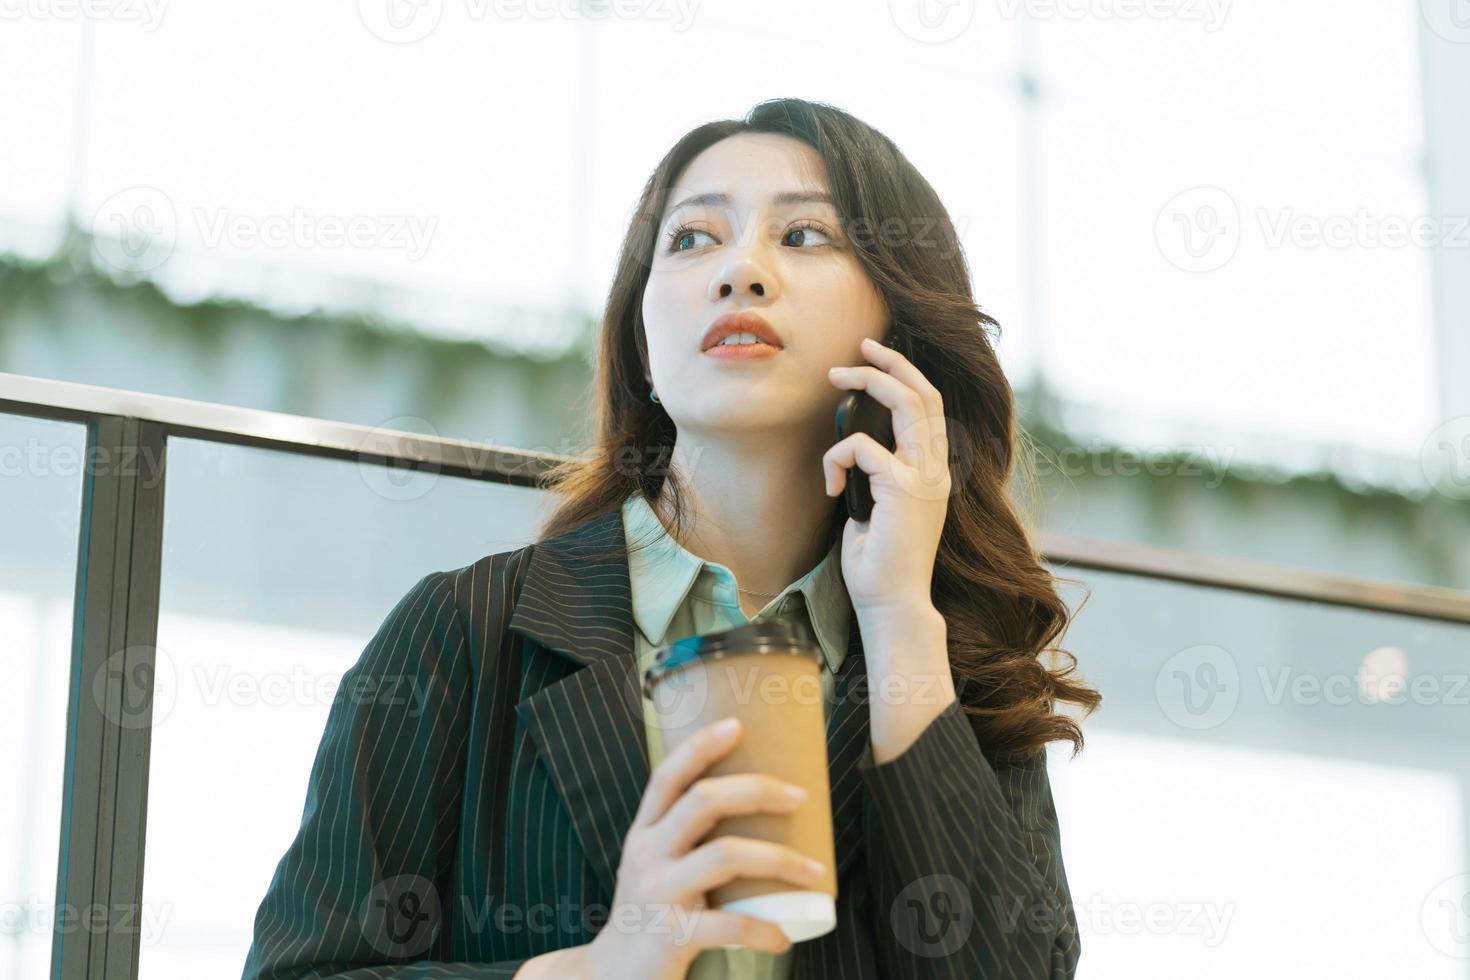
[241,97,1100,980]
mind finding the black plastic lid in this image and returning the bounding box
[642,617,820,700]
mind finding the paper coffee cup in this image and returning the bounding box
[643,619,838,943]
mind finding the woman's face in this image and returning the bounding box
[641,132,890,438]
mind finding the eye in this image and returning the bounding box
[664,222,716,253]
[662,218,839,254]
[782,220,837,249]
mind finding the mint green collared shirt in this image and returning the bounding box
[622,491,850,980]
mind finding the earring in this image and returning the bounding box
[649,389,661,404]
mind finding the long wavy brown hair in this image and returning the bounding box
[534,97,1100,765]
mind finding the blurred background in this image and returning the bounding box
[3,0,1469,977]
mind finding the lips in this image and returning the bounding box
[700,311,784,352]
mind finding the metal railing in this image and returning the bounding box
[7,371,1465,625]
[3,369,1468,980]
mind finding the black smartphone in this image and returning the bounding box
[833,335,900,522]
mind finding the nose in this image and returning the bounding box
[708,255,778,303]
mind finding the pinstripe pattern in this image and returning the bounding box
[240,505,1080,978]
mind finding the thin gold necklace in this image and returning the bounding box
[737,585,784,598]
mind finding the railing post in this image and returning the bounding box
[52,416,168,980]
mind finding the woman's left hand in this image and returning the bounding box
[823,336,953,624]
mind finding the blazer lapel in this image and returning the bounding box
[509,507,649,906]
[508,505,874,905]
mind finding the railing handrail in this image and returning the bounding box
[4,370,1467,624]
[0,370,562,485]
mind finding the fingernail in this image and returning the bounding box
[715,718,739,736]
[862,337,877,347]
[784,785,808,803]
[804,858,825,876]
[828,365,844,374]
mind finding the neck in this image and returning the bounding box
[653,427,840,599]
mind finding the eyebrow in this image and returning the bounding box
[663,190,834,219]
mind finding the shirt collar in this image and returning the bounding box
[621,491,850,675]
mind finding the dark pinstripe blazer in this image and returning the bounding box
[241,505,1080,979]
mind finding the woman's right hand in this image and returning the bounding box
[586,716,827,980]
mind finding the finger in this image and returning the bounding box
[669,836,826,898]
[824,431,895,498]
[858,335,944,414]
[681,908,793,956]
[632,717,742,829]
[825,432,951,505]
[829,364,923,450]
[828,365,945,467]
[656,773,807,856]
